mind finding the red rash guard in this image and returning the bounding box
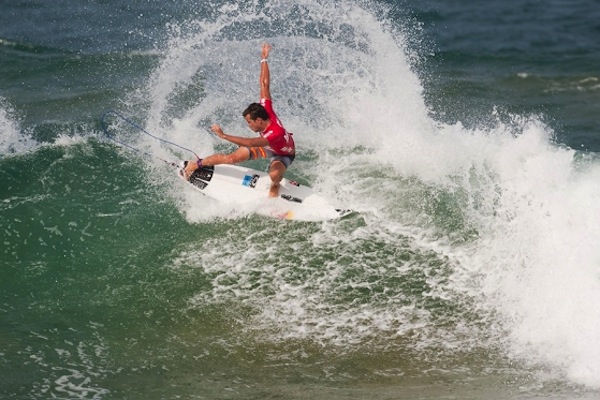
[260,98,295,156]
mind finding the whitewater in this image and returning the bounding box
[2,0,600,397]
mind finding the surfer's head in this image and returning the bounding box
[243,103,269,132]
[243,103,268,120]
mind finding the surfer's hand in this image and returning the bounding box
[261,43,271,59]
[211,124,226,139]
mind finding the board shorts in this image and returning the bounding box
[246,146,295,169]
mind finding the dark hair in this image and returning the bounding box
[242,103,269,120]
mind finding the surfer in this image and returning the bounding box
[182,42,295,198]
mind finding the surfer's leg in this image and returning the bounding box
[183,147,250,178]
[268,160,286,198]
[203,147,251,166]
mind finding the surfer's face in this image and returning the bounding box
[245,115,266,132]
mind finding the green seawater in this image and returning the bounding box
[2,0,600,398]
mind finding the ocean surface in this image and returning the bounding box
[2,0,600,398]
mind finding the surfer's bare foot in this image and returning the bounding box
[268,183,280,198]
[181,160,198,180]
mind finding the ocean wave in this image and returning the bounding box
[0,97,38,157]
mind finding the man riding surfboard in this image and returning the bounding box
[182,42,295,198]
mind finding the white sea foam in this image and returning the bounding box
[464,130,600,387]
[142,0,600,389]
[25,323,111,399]
[0,97,38,157]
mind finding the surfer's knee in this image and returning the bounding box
[269,161,286,183]
[231,147,251,163]
[269,170,283,183]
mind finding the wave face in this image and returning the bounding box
[1,0,600,398]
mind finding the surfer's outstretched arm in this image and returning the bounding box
[260,43,272,100]
[210,124,268,148]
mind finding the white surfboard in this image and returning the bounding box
[179,163,352,221]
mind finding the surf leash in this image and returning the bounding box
[99,110,201,168]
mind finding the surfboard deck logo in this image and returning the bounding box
[242,174,260,188]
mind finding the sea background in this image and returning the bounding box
[2,0,600,398]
